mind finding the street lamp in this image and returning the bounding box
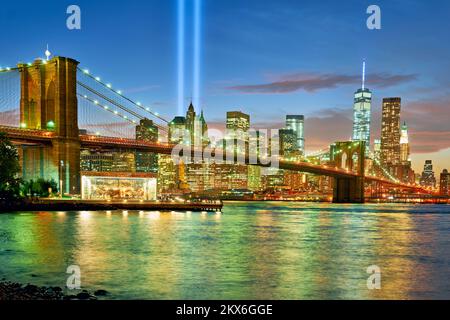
[60,160,64,198]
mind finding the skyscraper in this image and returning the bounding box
[169,116,187,144]
[440,169,450,196]
[185,102,208,147]
[279,129,297,158]
[380,97,401,167]
[226,111,250,155]
[420,160,437,188]
[286,115,305,155]
[352,61,372,154]
[218,111,251,190]
[226,111,250,141]
[400,121,410,164]
[135,118,159,173]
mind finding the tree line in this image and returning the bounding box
[0,132,58,200]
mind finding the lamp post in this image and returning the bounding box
[60,160,64,198]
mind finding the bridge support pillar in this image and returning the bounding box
[331,140,366,203]
[18,57,81,195]
[332,176,365,203]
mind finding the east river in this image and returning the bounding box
[1,202,449,299]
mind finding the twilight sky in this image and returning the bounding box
[0,0,449,174]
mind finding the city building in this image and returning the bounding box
[159,116,187,193]
[169,116,187,144]
[440,169,450,196]
[380,97,402,170]
[352,61,372,155]
[400,122,410,164]
[220,111,251,190]
[212,163,248,190]
[247,165,262,191]
[80,150,113,172]
[168,103,212,192]
[420,160,437,188]
[185,102,208,147]
[226,111,250,141]
[81,150,136,173]
[286,115,305,155]
[283,171,306,191]
[373,139,381,162]
[279,128,297,158]
[135,118,159,173]
[397,121,415,183]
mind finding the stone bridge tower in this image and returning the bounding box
[331,141,365,203]
[18,57,80,195]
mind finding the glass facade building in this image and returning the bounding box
[286,115,305,155]
[352,88,372,154]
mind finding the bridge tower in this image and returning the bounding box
[331,141,365,203]
[18,57,80,195]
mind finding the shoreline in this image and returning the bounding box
[0,199,448,214]
[0,279,108,300]
[0,199,223,213]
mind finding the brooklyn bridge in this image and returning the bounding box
[0,56,430,203]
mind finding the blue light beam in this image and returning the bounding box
[193,0,202,109]
[177,0,185,115]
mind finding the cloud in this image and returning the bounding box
[228,72,417,94]
[402,98,450,153]
[123,85,161,94]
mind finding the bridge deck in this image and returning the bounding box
[0,125,430,192]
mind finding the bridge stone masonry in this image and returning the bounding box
[0,56,432,203]
[18,57,80,194]
[330,141,365,203]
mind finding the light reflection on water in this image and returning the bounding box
[0,202,450,300]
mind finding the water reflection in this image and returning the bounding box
[0,203,449,299]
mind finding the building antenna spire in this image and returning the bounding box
[362,59,366,90]
[45,44,51,61]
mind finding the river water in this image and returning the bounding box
[0,202,449,300]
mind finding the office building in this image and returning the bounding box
[286,115,305,154]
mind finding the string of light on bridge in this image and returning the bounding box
[77,80,167,132]
[0,59,53,73]
[369,151,401,184]
[77,67,169,124]
[330,144,401,183]
[78,93,167,141]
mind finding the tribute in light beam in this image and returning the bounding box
[362,59,366,90]
[193,0,201,109]
[177,0,185,115]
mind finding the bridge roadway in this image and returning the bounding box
[0,125,426,191]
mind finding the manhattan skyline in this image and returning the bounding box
[0,0,449,174]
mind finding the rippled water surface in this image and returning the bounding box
[1,202,450,299]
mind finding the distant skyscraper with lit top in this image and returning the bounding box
[400,121,410,164]
[380,97,401,167]
[286,115,305,155]
[352,61,372,155]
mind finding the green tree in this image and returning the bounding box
[22,178,58,197]
[0,132,22,199]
